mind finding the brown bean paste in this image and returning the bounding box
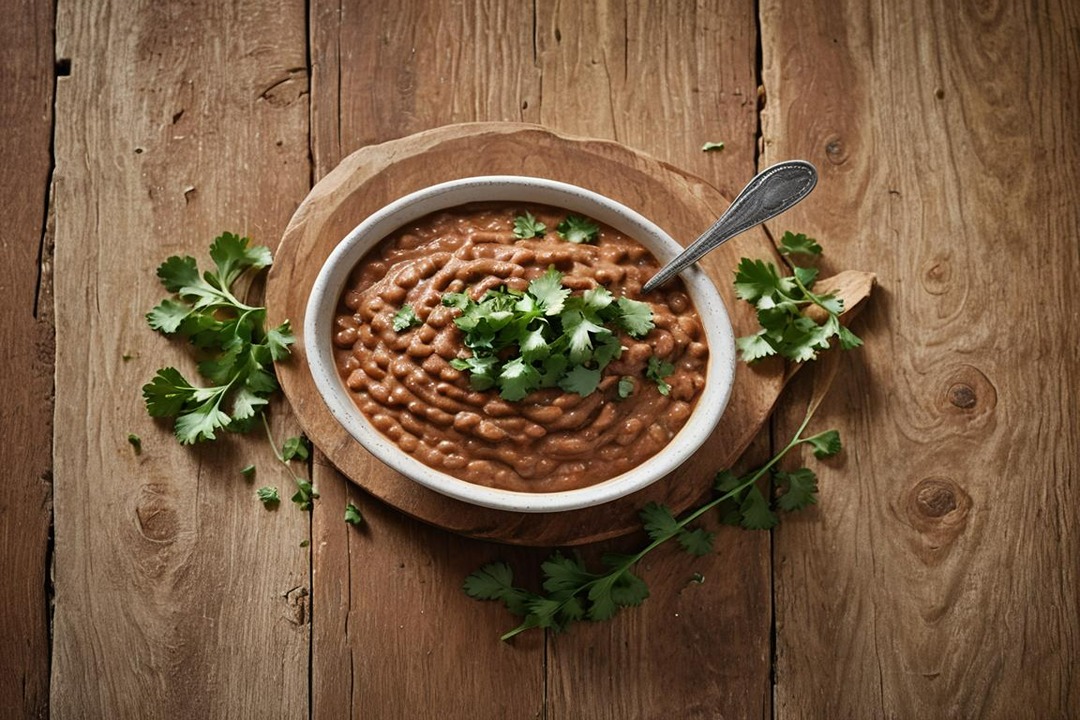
[332,203,709,492]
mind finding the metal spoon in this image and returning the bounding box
[642,160,818,293]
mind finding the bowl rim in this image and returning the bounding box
[304,175,736,513]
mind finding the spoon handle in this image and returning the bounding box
[642,160,818,293]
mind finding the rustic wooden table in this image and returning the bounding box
[3,1,1077,718]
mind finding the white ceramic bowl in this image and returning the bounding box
[305,176,736,513]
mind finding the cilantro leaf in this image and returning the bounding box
[208,232,273,288]
[142,367,198,417]
[173,400,232,444]
[240,464,256,479]
[392,305,421,332]
[738,485,779,530]
[617,376,635,399]
[779,231,823,256]
[146,298,193,333]
[775,468,819,511]
[498,357,541,401]
[646,356,675,395]
[528,268,571,315]
[256,486,280,507]
[805,429,842,458]
[676,527,715,556]
[640,502,680,542]
[344,502,364,526]
[558,364,601,397]
[556,215,600,244]
[701,141,725,152]
[614,297,654,337]
[282,435,311,461]
[513,212,547,239]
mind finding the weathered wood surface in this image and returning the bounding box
[0,0,54,717]
[13,0,1076,718]
[49,1,312,717]
[761,0,1080,717]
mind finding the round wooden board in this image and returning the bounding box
[267,122,786,546]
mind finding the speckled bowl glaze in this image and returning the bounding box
[305,176,736,513]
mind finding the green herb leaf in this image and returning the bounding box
[513,212,547,239]
[282,435,311,462]
[240,464,256,479]
[701,141,725,152]
[344,502,365,526]
[805,429,842,458]
[127,433,142,454]
[556,215,600,244]
[779,231,823,257]
[617,376,635,399]
[676,527,715,556]
[640,502,680,542]
[614,297,655,337]
[775,468,819,511]
[256,486,280,508]
[646,356,675,395]
[392,305,421,332]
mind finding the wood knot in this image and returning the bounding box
[914,479,958,517]
[920,257,952,295]
[824,136,847,165]
[904,477,972,565]
[947,383,977,409]
[135,484,179,543]
[939,364,997,427]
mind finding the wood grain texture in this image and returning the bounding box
[50,1,312,717]
[0,0,54,717]
[304,1,782,718]
[762,0,1080,716]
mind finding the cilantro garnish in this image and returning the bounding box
[127,433,142,454]
[392,305,421,332]
[143,232,293,444]
[256,486,280,508]
[344,503,365,526]
[645,356,675,396]
[142,233,325,514]
[734,232,862,363]
[556,215,600,244]
[701,141,725,152]
[513,212,547,239]
[443,268,654,401]
[465,408,841,640]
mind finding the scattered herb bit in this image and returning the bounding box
[392,304,421,332]
[345,503,365,526]
[617,376,635,399]
[556,215,600,244]
[127,433,142,455]
[734,232,862,363]
[122,352,136,361]
[464,408,840,640]
[645,356,675,396]
[689,572,705,585]
[513,212,547,239]
[256,486,280,508]
[142,232,294,444]
[701,141,725,152]
[282,435,311,462]
[443,267,655,401]
[240,464,256,479]
[300,539,310,548]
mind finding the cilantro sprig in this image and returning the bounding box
[444,268,655,401]
[142,233,327,516]
[735,232,862,363]
[556,215,600,244]
[143,232,294,443]
[465,408,841,640]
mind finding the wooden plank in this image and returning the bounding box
[531,3,772,718]
[50,1,313,717]
[308,1,771,717]
[762,0,1080,716]
[0,0,55,717]
[308,3,549,718]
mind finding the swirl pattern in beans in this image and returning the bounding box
[333,202,709,492]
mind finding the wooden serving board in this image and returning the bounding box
[267,122,872,546]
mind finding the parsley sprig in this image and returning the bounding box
[735,232,862,363]
[443,267,656,400]
[464,409,841,640]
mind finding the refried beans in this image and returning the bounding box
[332,202,709,492]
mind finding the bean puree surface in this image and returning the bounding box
[332,203,709,492]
